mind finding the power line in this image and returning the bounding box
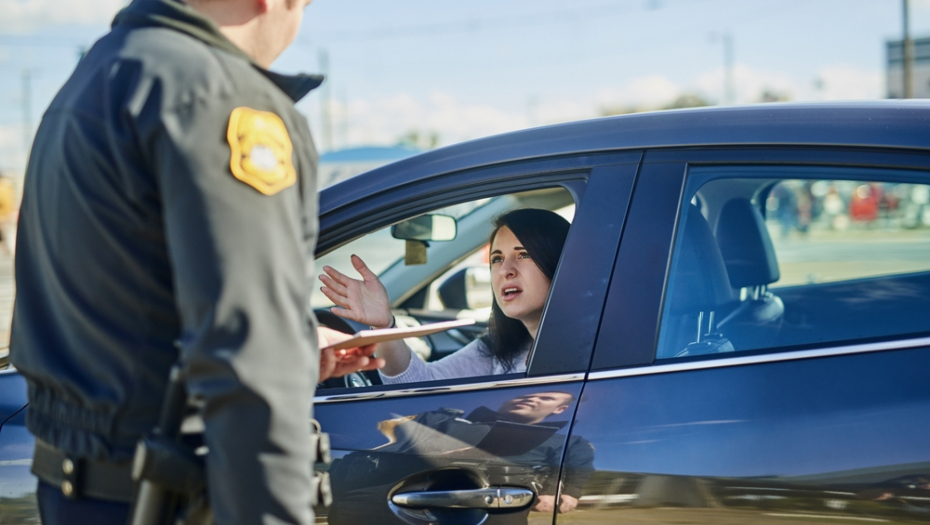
[304,1,669,44]
[303,0,808,82]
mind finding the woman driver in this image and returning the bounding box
[319,208,570,383]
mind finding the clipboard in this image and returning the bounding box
[322,318,477,351]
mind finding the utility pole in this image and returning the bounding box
[22,69,33,163]
[338,87,348,149]
[526,94,538,127]
[709,32,735,105]
[318,49,333,152]
[723,32,735,105]
[903,0,914,99]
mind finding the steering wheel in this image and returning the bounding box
[315,309,378,389]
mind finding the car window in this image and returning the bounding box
[656,167,930,360]
[311,198,494,307]
[314,187,576,387]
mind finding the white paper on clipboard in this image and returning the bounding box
[322,318,477,351]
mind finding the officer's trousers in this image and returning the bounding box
[37,481,130,525]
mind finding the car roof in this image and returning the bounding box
[320,101,930,215]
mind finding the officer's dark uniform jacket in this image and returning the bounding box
[11,0,323,522]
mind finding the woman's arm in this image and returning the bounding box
[318,254,412,376]
[380,338,495,384]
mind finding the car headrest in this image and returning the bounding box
[714,198,780,288]
[667,205,734,315]
[438,268,469,310]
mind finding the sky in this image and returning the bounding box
[1,0,930,173]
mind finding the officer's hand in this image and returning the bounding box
[558,494,578,513]
[317,326,384,381]
[533,495,578,514]
[533,495,555,513]
[319,255,392,328]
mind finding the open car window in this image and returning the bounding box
[656,167,930,361]
[315,187,576,388]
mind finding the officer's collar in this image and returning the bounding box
[112,0,323,102]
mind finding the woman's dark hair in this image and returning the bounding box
[480,208,571,372]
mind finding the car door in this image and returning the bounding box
[312,152,639,525]
[0,371,32,522]
[561,148,930,524]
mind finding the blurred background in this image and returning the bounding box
[3,1,930,179]
[0,0,929,343]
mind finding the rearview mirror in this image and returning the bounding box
[391,214,457,242]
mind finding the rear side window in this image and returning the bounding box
[656,167,930,360]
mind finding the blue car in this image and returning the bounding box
[2,101,930,524]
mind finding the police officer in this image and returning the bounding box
[10,0,381,524]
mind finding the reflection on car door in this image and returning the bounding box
[567,346,930,524]
[315,383,586,525]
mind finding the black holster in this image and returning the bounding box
[128,365,206,525]
[127,365,333,525]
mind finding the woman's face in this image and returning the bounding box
[490,226,552,334]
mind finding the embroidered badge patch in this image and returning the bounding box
[227,107,297,195]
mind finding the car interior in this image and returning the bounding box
[315,186,576,388]
[657,174,930,360]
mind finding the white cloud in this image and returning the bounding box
[332,91,527,148]
[322,76,694,149]
[692,63,883,103]
[325,76,688,149]
[533,97,593,125]
[323,74,700,150]
[595,75,682,109]
[695,64,797,104]
[811,66,883,100]
[0,0,126,32]
[317,65,886,151]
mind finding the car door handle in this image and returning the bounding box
[391,487,534,510]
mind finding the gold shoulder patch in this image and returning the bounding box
[227,107,297,195]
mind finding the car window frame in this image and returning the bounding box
[314,151,640,400]
[590,146,930,372]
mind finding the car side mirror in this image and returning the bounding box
[438,266,493,310]
[391,214,457,242]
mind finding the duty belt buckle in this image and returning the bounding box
[61,455,82,499]
[309,419,331,465]
[310,419,332,508]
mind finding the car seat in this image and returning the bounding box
[661,205,736,358]
[713,198,784,349]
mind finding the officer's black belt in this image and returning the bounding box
[32,438,135,503]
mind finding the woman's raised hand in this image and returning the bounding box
[319,254,393,328]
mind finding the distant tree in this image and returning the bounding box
[759,89,791,103]
[395,130,440,150]
[662,93,712,109]
[600,104,642,117]
[601,93,712,117]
